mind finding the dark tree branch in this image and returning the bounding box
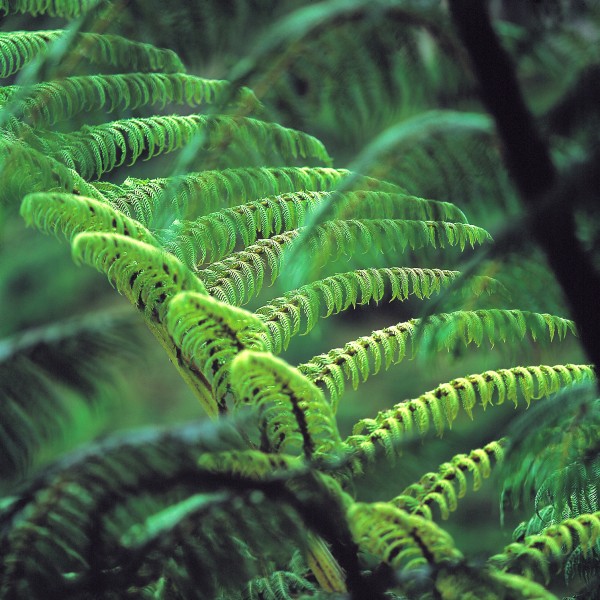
[449,0,600,370]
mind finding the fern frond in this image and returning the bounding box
[299,311,577,410]
[0,137,105,205]
[72,233,206,321]
[198,450,303,479]
[0,30,184,78]
[203,230,299,306]
[28,115,332,180]
[204,221,490,307]
[0,308,137,483]
[257,270,504,354]
[4,74,260,128]
[347,363,594,466]
[21,192,157,244]
[108,167,402,227]
[392,440,506,520]
[490,512,600,584]
[165,293,266,412]
[162,192,472,269]
[348,501,462,571]
[231,351,344,459]
[0,0,100,18]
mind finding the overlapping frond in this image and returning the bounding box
[392,440,506,520]
[257,269,503,354]
[299,311,577,409]
[0,137,104,205]
[490,512,600,584]
[72,233,206,321]
[165,292,266,413]
[107,167,403,227]
[22,114,332,180]
[21,192,157,244]
[347,363,594,467]
[3,74,260,128]
[348,501,462,572]
[0,30,184,78]
[231,351,344,459]
[204,220,490,308]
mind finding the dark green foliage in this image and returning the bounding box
[1,2,599,600]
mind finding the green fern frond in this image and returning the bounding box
[3,74,260,128]
[203,230,299,306]
[26,115,332,180]
[71,232,206,321]
[162,192,471,269]
[21,192,157,244]
[198,450,303,479]
[490,512,600,584]
[204,221,490,308]
[0,137,105,205]
[299,311,577,410]
[231,351,344,459]
[108,167,402,227]
[257,270,504,354]
[0,0,100,18]
[348,501,462,571]
[0,30,184,78]
[347,363,594,466]
[165,292,266,413]
[392,440,506,520]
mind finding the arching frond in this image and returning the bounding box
[490,512,600,584]
[0,0,100,18]
[299,312,577,410]
[231,351,344,459]
[203,230,299,306]
[3,74,260,128]
[162,192,471,269]
[204,220,490,308]
[392,440,506,520]
[26,115,332,180]
[348,501,462,571]
[347,364,595,466]
[257,269,503,354]
[0,30,184,78]
[21,192,157,244]
[165,292,266,413]
[71,232,206,321]
[108,167,403,227]
[0,137,105,205]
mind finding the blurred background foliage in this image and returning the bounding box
[0,0,598,572]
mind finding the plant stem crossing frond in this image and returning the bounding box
[300,311,577,410]
[257,269,503,354]
[231,351,344,459]
[108,167,402,226]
